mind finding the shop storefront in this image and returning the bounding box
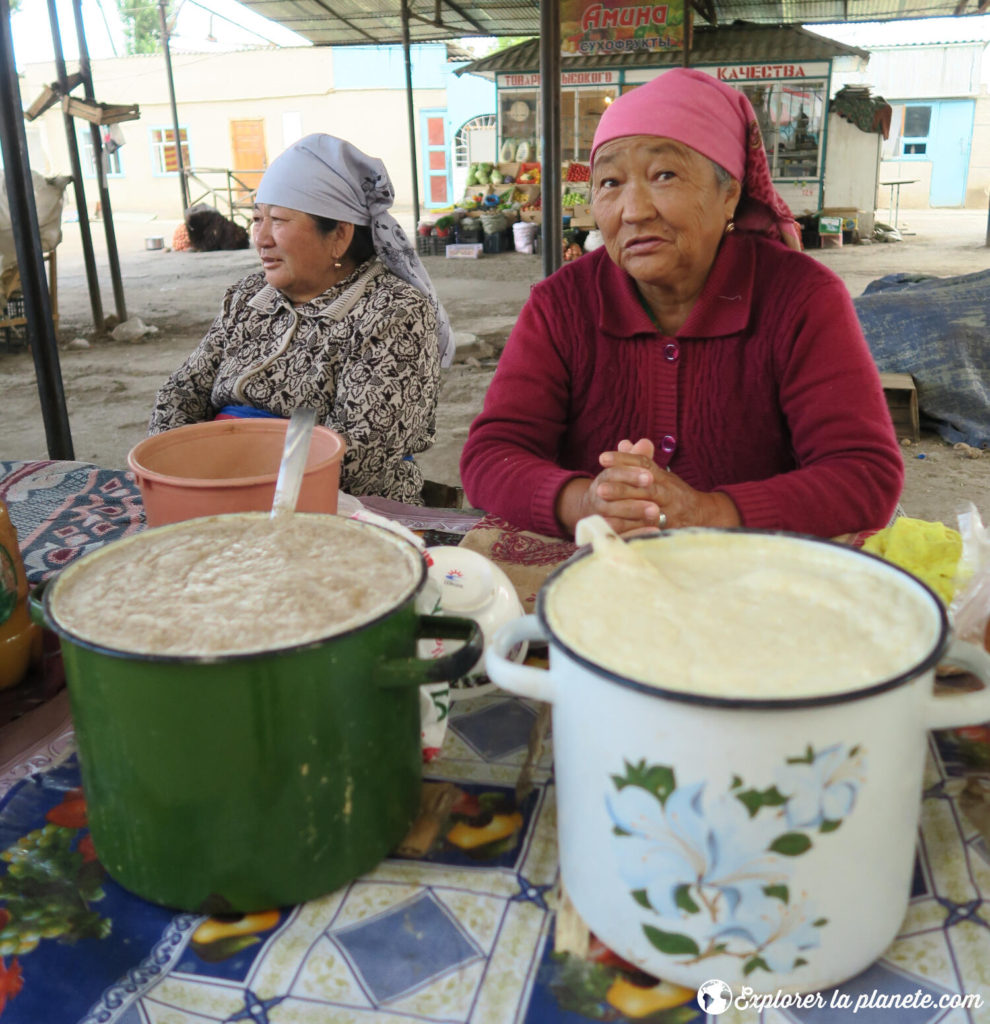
[459,23,868,217]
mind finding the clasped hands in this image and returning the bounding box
[555,438,741,537]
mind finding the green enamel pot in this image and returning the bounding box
[33,516,482,913]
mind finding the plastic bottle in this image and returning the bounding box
[0,498,40,690]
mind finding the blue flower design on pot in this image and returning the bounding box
[774,743,867,830]
[715,892,826,973]
[607,744,864,976]
[606,782,784,923]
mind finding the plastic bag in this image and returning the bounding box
[861,516,962,606]
[949,501,990,652]
[941,503,990,845]
[110,316,158,343]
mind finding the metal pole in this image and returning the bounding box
[72,0,127,322]
[682,4,692,66]
[158,0,190,213]
[540,0,562,277]
[401,0,421,229]
[0,0,74,458]
[46,0,104,331]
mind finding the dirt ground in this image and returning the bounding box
[3,207,990,530]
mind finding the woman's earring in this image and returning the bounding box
[333,258,343,269]
[724,219,736,235]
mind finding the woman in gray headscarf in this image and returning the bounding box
[149,134,452,504]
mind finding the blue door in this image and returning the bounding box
[930,100,974,207]
[421,109,452,209]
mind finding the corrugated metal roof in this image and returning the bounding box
[805,16,990,44]
[455,22,868,76]
[235,0,990,48]
[235,0,540,46]
[710,0,988,23]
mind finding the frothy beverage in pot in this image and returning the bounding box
[50,513,421,657]
[544,530,938,699]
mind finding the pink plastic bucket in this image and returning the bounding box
[128,419,345,526]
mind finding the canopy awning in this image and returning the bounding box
[237,0,990,46]
[454,22,870,76]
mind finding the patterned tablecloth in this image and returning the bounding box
[1,461,989,1024]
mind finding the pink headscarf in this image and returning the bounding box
[591,68,803,251]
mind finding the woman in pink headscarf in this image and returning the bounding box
[460,69,903,539]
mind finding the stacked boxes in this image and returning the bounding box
[818,216,843,249]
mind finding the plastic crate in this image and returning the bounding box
[455,223,483,245]
[418,235,449,256]
[5,294,25,320]
[482,229,513,254]
[0,294,27,352]
[416,234,448,256]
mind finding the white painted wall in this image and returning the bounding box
[18,46,453,223]
[822,113,882,234]
[831,44,985,100]
[828,41,989,209]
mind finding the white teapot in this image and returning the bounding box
[416,546,527,699]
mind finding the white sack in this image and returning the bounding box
[0,171,72,273]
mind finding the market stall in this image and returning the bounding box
[442,22,888,255]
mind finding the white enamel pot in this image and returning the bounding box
[486,530,990,995]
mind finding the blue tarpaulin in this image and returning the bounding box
[854,269,990,448]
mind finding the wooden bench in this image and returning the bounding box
[879,371,920,441]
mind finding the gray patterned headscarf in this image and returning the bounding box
[255,134,454,367]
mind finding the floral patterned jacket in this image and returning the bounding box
[148,259,440,504]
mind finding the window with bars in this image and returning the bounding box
[150,127,190,175]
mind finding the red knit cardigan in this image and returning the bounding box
[460,233,903,539]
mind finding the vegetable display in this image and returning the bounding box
[466,162,496,187]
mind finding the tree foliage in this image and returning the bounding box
[494,36,531,52]
[115,0,165,55]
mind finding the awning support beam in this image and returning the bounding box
[159,0,191,214]
[401,0,421,230]
[539,0,562,277]
[71,0,127,323]
[301,0,379,43]
[46,0,104,331]
[412,0,487,34]
[0,0,74,459]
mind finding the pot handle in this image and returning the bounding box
[377,614,483,688]
[485,615,557,704]
[28,579,52,629]
[925,637,990,730]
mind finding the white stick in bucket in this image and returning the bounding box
[271,408,318,517]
